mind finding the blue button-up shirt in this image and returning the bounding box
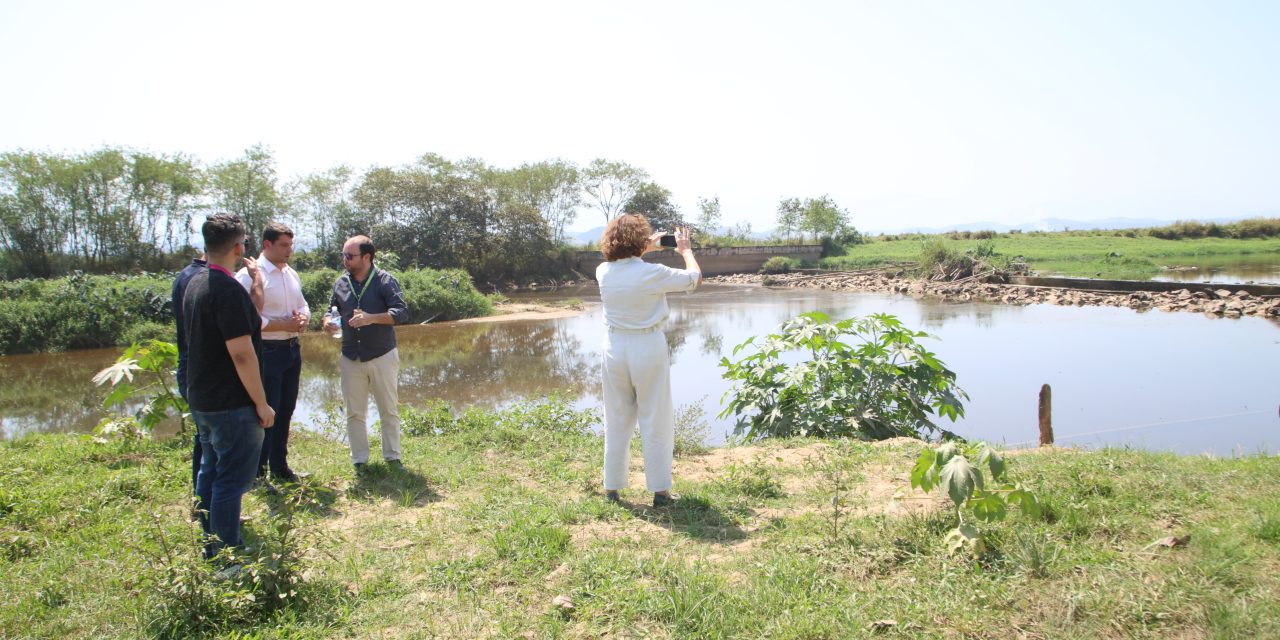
[329,267,409,362]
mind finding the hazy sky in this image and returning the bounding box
[2,0,1277,232]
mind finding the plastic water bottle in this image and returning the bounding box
[326,306,343,339]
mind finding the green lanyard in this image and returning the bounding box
[345,266,379,310]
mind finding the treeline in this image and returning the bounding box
[0,146,727,282]
[0,268,491,355]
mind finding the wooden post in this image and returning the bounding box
[1038,384,1053,446]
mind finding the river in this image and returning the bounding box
[2,284,1276,456]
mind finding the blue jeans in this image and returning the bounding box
[260,341,302,477]
[193,406,264,559]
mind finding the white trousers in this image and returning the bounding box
[339,348,401,464]
[601,329,674,492]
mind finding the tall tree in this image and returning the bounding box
[208,144,284,242]
[494,159,581,244]
[775,197,803,243]
[623,182,682,231]
[128,152,201,255]
[582,158,648,225]
[695,195,722,236]
[0,151,70,277]
[798,195,851,241]
[293,165,355,264]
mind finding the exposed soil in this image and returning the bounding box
[450,302,589,324]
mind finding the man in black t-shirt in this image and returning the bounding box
[183,213,276,562]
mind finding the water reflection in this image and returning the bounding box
[4,284,1278,457]
[1150,256,1280,284]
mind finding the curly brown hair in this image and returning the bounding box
[600,214,652,261]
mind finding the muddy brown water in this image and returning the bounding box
[3,285,1277,456]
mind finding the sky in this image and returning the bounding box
[1,0,1277,233]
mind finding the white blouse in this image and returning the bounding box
[596,257,700,331]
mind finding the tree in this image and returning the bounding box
[0,151,70,277]
[494,160,580,244]
[208,144,284,242]
[798,195,851,241]
[695,195,721,236]
[293,165,355,265]
[775,197,803,243]
[128,152,201,256]
[582,158,648,225]
[623,182,682,232]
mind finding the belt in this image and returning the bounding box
[263,337,300,346]
[607,325,663,334]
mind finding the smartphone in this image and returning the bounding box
[659,233,677,248]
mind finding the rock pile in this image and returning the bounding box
[706,272,1280,319]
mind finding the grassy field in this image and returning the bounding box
[819,233,1280,279]
[3,399,1279,639]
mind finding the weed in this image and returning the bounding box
[673,397,711,457]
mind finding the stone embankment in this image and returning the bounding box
[706,272,1280,319]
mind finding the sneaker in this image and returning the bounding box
[653,493,676,508]
[252,477,281,496]
[213,563,244,582]
[605,490,621,504]
[272,469,305,484]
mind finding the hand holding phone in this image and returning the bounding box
[659,233,677,248]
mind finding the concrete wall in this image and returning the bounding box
[574,245,823,278]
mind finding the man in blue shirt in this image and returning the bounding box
[322,235,408,473]
[172,254,206,489]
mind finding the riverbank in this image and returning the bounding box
[819,232,1280,280]
[452,300,590,324]
[709,272,1280,319]
[3,398,1278,638]
[0,267,494,356]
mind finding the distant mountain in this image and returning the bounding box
[571,226,605,246]
[863,216,1264,235]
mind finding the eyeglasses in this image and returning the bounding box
[341,252,360,261]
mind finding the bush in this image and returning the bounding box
[0,272,173,354]
[121,321,176,345]
[720,312,967,441]
[302,268,494,324]
[760,257,800,274]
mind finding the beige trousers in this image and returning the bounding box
[339,348,401,464]
[601,329,674,492]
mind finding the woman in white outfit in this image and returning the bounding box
[596,215,702,507]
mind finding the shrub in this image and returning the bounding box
[760,257,799,274]
[673,398,712,457]
[121,321,176,345]
[910,441,1041,555]
[720,312,967,441]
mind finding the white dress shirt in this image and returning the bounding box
[596,256,700,330]
[236,257,309,340]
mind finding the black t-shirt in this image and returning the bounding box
[182,266,263,412]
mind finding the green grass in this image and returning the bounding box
[820,232,1280,279]
[3,401,1279,638]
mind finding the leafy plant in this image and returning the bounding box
[673,397,712,457]
[719,312,967,441]
[93,339,188,436]
[909,441,1040,554]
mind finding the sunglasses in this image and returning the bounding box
[341,252,363,261]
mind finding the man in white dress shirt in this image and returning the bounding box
[236,222,309,484]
